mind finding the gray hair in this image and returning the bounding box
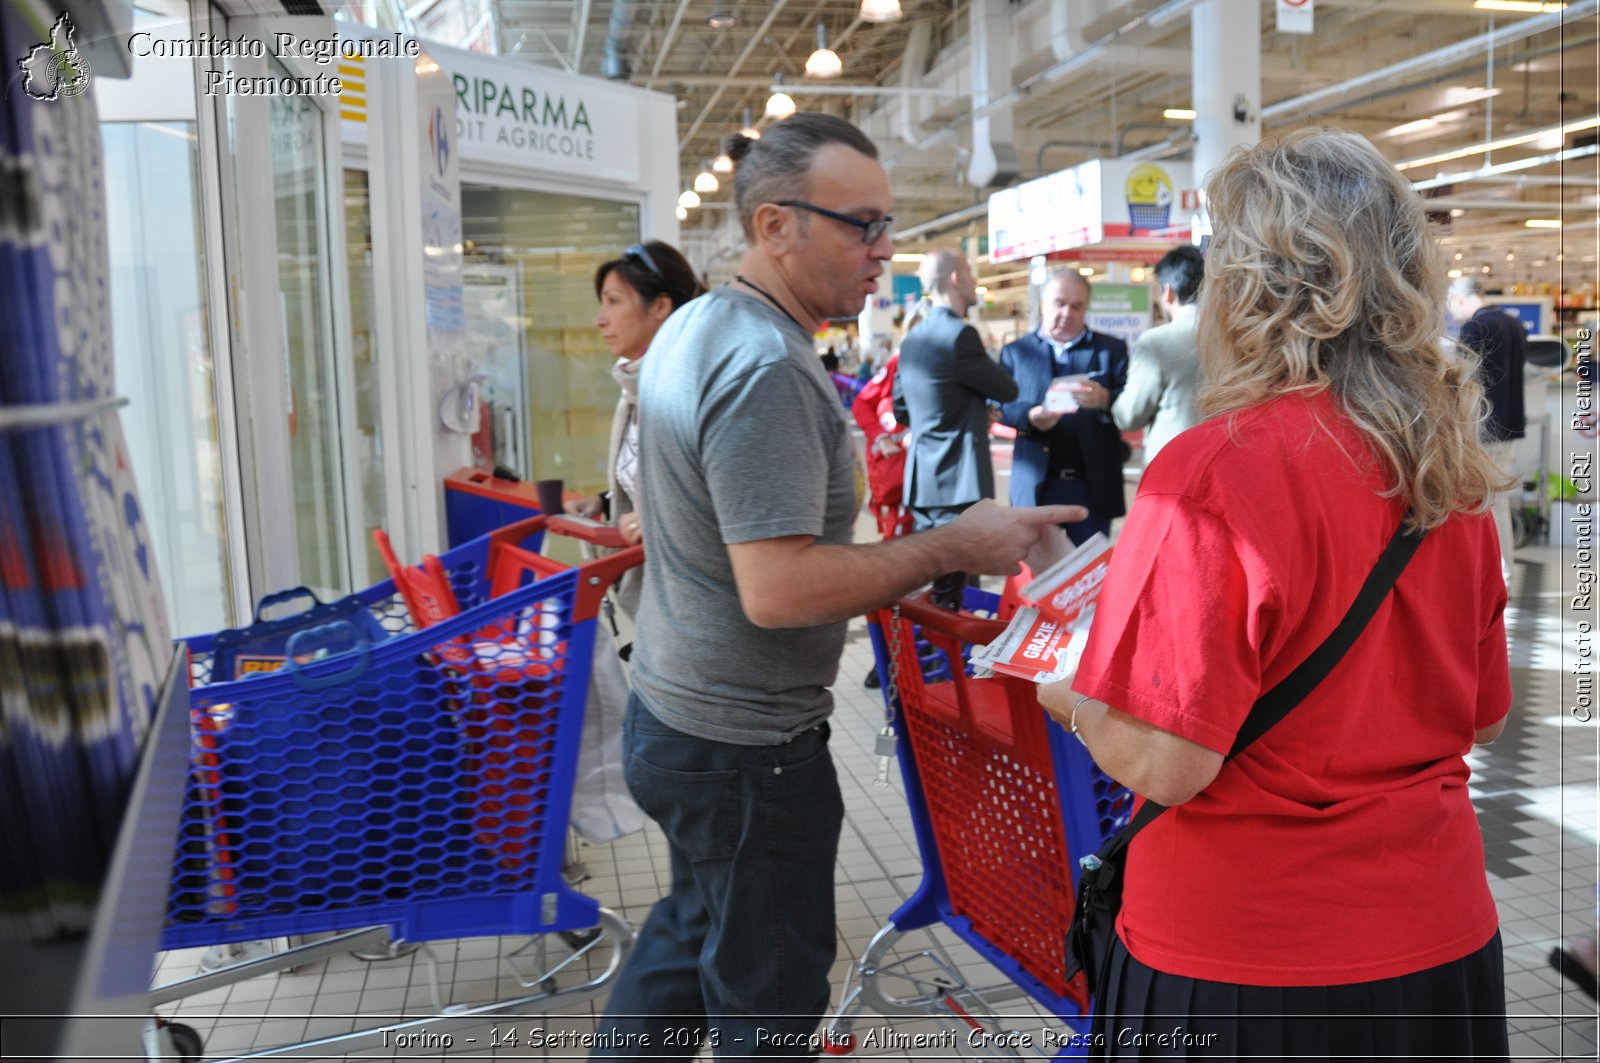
[1045,268,1091,299]
[724,113,879,240]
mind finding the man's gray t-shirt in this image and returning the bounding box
[631,285,860,745]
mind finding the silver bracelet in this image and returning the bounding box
[1069,694,1094,745]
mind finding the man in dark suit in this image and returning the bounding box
[1448,276,1528,585]
[894,248,1018,607]
[997,269,1130,544]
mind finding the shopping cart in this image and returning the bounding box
[152,514,641,1061]
[828,588,1133,1060]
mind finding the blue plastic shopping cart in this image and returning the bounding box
[152,514,641,1061]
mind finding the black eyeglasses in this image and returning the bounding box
[775,200,893,245]
[624,243,663,277]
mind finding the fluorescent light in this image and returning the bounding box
[1380,109,1468,141]
[1163,108,1196,120]
[1525,218,1563,228]
[1078,267,1096,276]
[891,253,926,262]
[859,0,903,22]
[1441,86,1502,106]
[806,24,842,79]
[1395,115,1600,171]
[1449,208,1467,217]
[1473,0,1565,11]
[678,189,701,209]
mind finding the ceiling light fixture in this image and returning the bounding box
[706,11,737,29]
[805,23,843,79]
[1525,218,1564,228]
[858,0,904,21]
[1395,115,1600,171]
[1448,269,1463,278]
[1473,0,1566,12]
[676,205,689,221]
[678,189,701,209]
[694,162,719,194]
[1163,108,1197,120]
[712,153,734,174]
[740,107,761,140]
[1078,267,1096,277]
[766,74,797,119]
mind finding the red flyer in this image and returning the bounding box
[974,533,1113,684]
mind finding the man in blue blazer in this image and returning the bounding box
[997,270,1130,544]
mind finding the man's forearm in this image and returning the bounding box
[732,528,973,629]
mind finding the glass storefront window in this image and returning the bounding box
[343,169,389,586]
[103,120,232,637]
[459,185,640,492]
[271,74,351,596]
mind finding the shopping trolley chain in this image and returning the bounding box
[873,604,904,788]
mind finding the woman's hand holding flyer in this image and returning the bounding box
[971,532,1113,684]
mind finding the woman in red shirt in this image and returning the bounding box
[1040,129,1511,1057]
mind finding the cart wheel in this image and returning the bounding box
[165,1022,204,1063]
[559,926,602,950]
[1512,509,1532,549]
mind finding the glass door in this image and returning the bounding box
[269,75,352,596]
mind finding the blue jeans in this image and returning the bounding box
[593,694,845,1060]
[1036,475,1110,545]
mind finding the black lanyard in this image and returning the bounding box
[734,275,809,337]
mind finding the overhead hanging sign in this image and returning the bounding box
[1277,0,1314,35]
[987,158,1194,264]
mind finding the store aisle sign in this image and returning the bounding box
[987,158,1193,263]
[436,43,640,182]
[1276,0,1313,35]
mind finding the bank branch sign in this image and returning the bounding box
[438,43,640,182]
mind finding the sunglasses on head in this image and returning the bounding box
[624,243,663,277]
[776,200,893,245]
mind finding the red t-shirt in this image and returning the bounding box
[1074,391,1510,986]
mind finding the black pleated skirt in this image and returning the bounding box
[1089,930,1510,1061]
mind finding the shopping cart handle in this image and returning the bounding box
[253,585,322,623]
[890,591,1008,645]
[546,513,630,550]
[284,622,371,690]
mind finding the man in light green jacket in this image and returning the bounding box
[1114,244,1205,465]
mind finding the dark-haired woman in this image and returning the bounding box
[567,239,704,616]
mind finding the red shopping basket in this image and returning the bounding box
[375,514,640,869]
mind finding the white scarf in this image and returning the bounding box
[610,355,642,403]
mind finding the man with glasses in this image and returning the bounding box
[594,113,1079,1059]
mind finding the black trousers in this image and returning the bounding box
[1091,930,1509,1060]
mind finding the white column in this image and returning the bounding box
[1191,0,1261,189]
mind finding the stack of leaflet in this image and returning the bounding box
[970,533,1113,684]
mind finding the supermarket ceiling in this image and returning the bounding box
[443,0,1598,285]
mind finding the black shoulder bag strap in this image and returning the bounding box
[1068,515,1425,991]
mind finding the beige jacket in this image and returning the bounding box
[1112,304,1203,466]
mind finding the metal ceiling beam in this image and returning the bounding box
[1262,0,1599,123]
[679,0,792,155]
[571,0,591,73]
[646,0,694,90]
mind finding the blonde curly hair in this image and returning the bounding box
[1198,128,1507,530]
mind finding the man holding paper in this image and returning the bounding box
[997,270,1130,544]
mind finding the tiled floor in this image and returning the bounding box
[152,514,1599,1060]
